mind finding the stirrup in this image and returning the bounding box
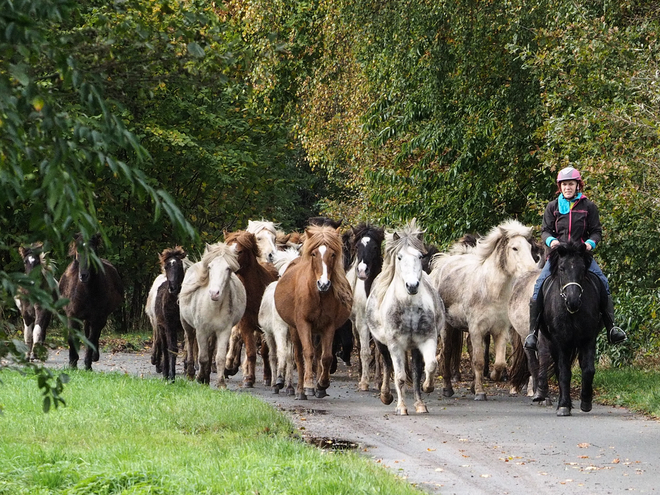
[524,333,538,351]
[608,326,627,345]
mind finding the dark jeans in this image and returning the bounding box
[532,258,609,301]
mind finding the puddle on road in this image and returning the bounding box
[306,436,359,451]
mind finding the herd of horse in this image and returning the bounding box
[14,217,609,417]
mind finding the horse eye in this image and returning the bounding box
[512,247,519,251]
[312,253,316,257]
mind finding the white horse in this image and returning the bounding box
[258,247,300,395]
[366,220,444,415]
[430,219,537,400]
[247,219,279,264]
[179,242,246,387]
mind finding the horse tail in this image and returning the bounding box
[508,331,530,392]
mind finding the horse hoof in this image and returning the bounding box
[422,384,434,394]
[272,387,280,395]
[395,407,408,416]
[544,398,553,407]
[557,407,572,417]
[415,403,429,414]
[286,386,295,396]
[304,387,315,397]
[156,365,163,374]
[380,392,394,405]
[92,351,100,362]
[68,361,78,369]
[264,378,271,387]
[474,393,487,401]
[276,377,285,390]
[581,401,592,412]
[224,367,238,377]
[243,381,254,389]
[358,383,370,392]
[532,392,546,402]
[315,389,328,399]
[295,393,308,400]
[442,387,454,398]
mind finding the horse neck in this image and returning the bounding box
[480,254,515,298]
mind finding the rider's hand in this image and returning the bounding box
[550,240,560,249]
[585,242,593,251]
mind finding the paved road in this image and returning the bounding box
[45,348,659,495]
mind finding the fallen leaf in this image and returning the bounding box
[427,448,436,452]
[578,455,589,459]
[480,474,491,478]
[612,459,620,464]
[577,443,590,448]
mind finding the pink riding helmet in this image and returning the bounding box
[556,166,582,183]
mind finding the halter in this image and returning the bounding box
[559,281,583,314]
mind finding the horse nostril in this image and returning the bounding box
[317,280,332,292]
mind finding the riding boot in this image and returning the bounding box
[602,294,627,345]
[524,296,543,351]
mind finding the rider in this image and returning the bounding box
[523,166,627,351]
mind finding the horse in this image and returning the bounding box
[430,219,537,400]
[224,230,279,387]
[150,247,187,381]
[258,247,300,395]
[58,233,124,370]
[179,242,246,387]
[365,220,444,415]
[534,242,603,416]
[274,225,352,400]
[14,243,57,361]
[247,220,279,264]
[344,223,385,391]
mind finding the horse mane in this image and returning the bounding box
[273,247,300,276]
[225,230,262,261]
[68,233,101,257]
[302,225,352,307]
[181,242,239,297]
[373,219,426,305]
[471,219,532,262]
[159,246,186,268]
[247,219,279,236]
[549,242,593,278]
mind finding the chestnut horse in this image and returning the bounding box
[58,233,124,370]
[274,225,353,400]
[14,243,57,361]
[224,230,279,387]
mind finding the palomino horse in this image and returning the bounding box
[14,243,57,361]
[58,233,124,370]
[366,220,444,415]
[258,247,300,395]
[274,225,352,400]
[224,230,278,387]
[247,219,279,264]
[179,242,246,387]
[344,223,385,391]
[535,242,603,416]
[152,247,187,381]
[430,219,537,400]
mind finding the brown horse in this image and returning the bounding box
[224,230,279,387]
[58,233,124,370]
[153,246,187,381]
[15,243,57,361]
[274,225,353,400]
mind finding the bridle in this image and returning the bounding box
[559,280,583,314]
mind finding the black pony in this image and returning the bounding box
[153,247,187,381]
[535,242,602,416]
[58,233,124,370]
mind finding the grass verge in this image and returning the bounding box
[593,366,660,419]
[0,370,419,495]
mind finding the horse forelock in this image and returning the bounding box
[247,219,279,236]
[549,242,592,279]
[202,242,240,272]
[159,246,186,267]
[225,230,261,263]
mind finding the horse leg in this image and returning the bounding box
[196,334,212,385]
[23,318,34,362]
[315,328,335,398]
[213,329,232,389]
[165,320,179,382]
[239,323,257,388]
[84,318,106,370]
[67,319,81,369]
[532,336,551,403]
[285,341,295,396]
[224,325,242,377]
[490,330,508,382]
[555,352,573,416]
[262,331,279,393]
[290,327,307,400]
[578,344,596,413]
[181,322,197,380]
[419,338,437,395]
[469,327,488,400]
[356,316,372,391]
[390,347,408,415]
[440,326,456,397]
[410,348,427,414]
[376,341,394,405]
[259,333,272,387]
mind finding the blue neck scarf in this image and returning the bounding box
[558,192,582,214]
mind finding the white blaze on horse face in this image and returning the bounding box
[317,245,332,292]
[357,237,371,279]
[207,258,231,301]
[398,246,423,295]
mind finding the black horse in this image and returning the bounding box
[58,233,124,370]
[153,247,187,381]
[535,242,602,416]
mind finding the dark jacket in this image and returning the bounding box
[541,195,602,247]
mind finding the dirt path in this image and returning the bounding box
[45,348,660,495]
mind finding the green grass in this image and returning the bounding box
[593,366,660,418]
[0,371,418,495]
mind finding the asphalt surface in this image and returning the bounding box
[44,348,659,495]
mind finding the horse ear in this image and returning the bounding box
[393,232,400,241]
[416,232,424,242]
[19,246,27,258]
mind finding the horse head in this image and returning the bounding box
[160,246,186,295]
[351,224,385,281]
[482,220,537,276]
[225,230,260,273]
[303,225,345,293]
[19,243,44,275]
[203,243,240,302]
[380,219,426,296]
[70,233,101,283]
[247,220,279,264]
[549,242,592,314]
